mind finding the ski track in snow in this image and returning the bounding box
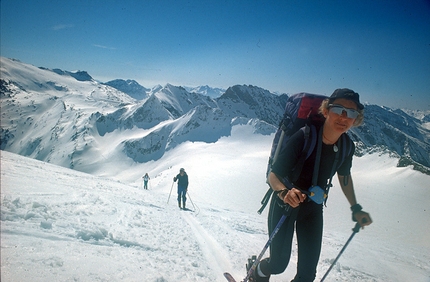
[181,211,232,279]
[2,149,430,281]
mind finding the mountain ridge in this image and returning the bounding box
[1,57,429,175]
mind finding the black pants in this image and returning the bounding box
[177,185,187,205]
[260,195,323,282]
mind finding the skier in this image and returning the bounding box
[173,168,189,209]
[251,89,372,282]
[142,173,150,190]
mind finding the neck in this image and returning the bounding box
[322,125,340,145]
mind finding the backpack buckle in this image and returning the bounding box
[308,185,327,205]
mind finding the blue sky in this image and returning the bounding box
[1,0,429,110]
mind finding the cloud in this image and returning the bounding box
[93,44,116,50]
[51,24,74,31]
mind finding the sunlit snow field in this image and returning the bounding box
[1,125,429,281]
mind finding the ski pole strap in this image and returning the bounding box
[257,188,274,214]
[259,173,295,214]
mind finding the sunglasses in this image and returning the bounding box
[328,104,359,119]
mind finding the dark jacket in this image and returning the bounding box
[271,129,354,191]
[174,173,189,189]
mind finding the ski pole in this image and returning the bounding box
[167,181,174,204]
[243,206,292,282]
[320,222,361,282]
[186,191,196,211]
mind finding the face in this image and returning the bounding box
[323,98,358,134]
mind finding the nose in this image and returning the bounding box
[340,110,348,118]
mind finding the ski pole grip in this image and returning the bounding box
[352,222,361,233]
[353,216,369,232]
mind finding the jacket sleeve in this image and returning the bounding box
[271,130,305,181]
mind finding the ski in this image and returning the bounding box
[223,272,237,282]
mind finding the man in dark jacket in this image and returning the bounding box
[173,168,189,209]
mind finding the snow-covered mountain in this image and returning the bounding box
[43,67,94,82]
[104,79,150,100]
[184,85,226,98]
[1,57,429,176]
[349,105,430,172]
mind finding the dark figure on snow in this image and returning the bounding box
[142,173,150,190]
[173,168,189,209]
[252,89,372,282]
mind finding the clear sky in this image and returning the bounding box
[1,0,429,110]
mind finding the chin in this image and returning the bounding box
[334,125,348,133]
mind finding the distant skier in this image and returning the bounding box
[173,168,188,209]
[142,173,150,190]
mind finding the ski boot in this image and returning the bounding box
[246,255,257,273]
[246,256,270,282]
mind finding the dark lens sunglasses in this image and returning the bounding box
[328,104,359,119]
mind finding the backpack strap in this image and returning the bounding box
[291,125,317,183]
[258,129,288,214]
[257,124,317,214]
[323,143,340,205]
[311,126,323,187]
[323,133,353,205]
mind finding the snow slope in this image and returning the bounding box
[1,125,429,282]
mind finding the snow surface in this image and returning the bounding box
[1,125,430,282]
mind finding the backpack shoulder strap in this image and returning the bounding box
[291,124,317,183]
[258,124,318,214]
[323,133,354,205]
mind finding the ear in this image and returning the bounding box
[322,107,329,118]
